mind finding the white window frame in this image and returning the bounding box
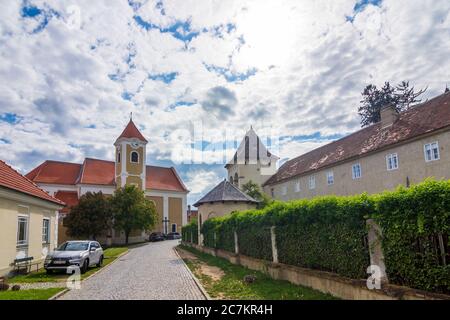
[42,218,50,244]
[294,180,301,193]
[171,223,177,233]
[281,185,287,196]
[327,171,334,185]
[386,153,399,171]
[352,163,362,180]
[309,176,316,189]
[424,142,440,162]
[130,151,139,163]
[17,215,29,247]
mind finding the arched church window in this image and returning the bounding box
[234,173,238,185]
[230,176,234,184]
[131,151,139,163]
[117,152,121,163]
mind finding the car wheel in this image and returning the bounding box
[96,255,104,268]
[81,259,89,274]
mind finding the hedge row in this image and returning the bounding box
[199,180,450,293]
[181,221,198,244]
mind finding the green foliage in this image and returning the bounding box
[373,180,450,293]
[182,220,198,244]
[200,179,449,293]
[241,180,272,209]
[64,192,112,240]
[110,185,157,244]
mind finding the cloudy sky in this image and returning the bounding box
[0,0,449,205]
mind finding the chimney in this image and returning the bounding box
[380,104,398,129]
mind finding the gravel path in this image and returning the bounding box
[59,240,206,300]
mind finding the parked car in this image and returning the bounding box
[166,232,181,240]
[149,232,165,242]
[44,241,104,274]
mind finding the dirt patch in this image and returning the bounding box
[177,247,225,281]
[199,264,225,281]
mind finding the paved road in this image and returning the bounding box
[59,240,206,300]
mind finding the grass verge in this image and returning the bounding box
[10,247,128,283]
[178,245,337,300]
[0,288,65,300]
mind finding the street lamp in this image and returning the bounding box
[162,217,170,235]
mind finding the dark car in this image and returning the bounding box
[149,232,165,242]
[166,232,181,240]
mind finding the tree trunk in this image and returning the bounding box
[125,231,129,245]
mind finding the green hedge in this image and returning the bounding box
[199,180,449,293]
[374,180,450,293]
[181,221,198,244]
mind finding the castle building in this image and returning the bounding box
[225,127,279,189]
[26,119,189,245]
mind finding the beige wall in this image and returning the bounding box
[264,130,450,201]
[0,193,59,276]
[148,196,163,233]
[169,197,182,233]
[227,158,277,189]
[126,145,144,175]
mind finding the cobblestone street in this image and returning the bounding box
[59,240,206,300]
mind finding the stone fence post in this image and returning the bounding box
[214,232,217,248]
[234,231,239,254]
[270,226,279,264]
[366,219,388,283]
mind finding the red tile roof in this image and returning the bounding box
[26,159,188,192]
[264,92,450,186]
[25,160,82,185]
[115,119,148,143]
[78,158,116,185]
[0,160,64,205]
[146,166,188,192]
[55,191,79,213]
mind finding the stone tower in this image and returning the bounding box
[114,119,148,190]
[225,127,279,190]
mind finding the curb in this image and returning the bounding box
[174,246,211,300]
[48,249,130,300]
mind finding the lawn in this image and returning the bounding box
[10,247,128,283]
[177,245,337,300]
[0,288,65,300]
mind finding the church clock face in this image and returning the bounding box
[131,142,139,148]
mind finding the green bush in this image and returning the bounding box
[182,221,198,244]
[199,180,449,293]
[374,180,450,293]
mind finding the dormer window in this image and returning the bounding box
[131,151,139,163]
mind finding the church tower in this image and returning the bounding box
[225,127,279,190]
[114,119,148,190]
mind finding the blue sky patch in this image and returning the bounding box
[0,138,11,144]
[149,72,178,84]
[0,113,21,124]
[20,1,60,34]
[121,92,134,101]
[21,4,41,18]
[346,0,382,22]
[134,16,200,43]
[204,64,257,82]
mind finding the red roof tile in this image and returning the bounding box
[25,160,82,185]
[54,191,79,213]
[78,158,116,185]
[0,160,64,205]
[264,92,450,186]
[27,159,188,192]
[115,120,148,143]
[146,166,188,192]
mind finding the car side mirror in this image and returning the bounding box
[90,247,96,252]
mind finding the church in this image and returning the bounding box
[26,119,189,245]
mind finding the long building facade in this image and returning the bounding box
[26,119,189,245]
[262,91,450,200]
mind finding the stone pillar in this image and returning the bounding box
[234,231,239,254]
[270,226,278,264]
[190,231,193,243]
[366,219,388,283]
[214,232,217,248]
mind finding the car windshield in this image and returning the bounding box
[57,242,89,251]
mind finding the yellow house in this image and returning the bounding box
[0,160,64,276]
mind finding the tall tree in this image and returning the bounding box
[110,185,157,245]
[241,180,272,209]
[358,81,426,127]
[64,192,112,240]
